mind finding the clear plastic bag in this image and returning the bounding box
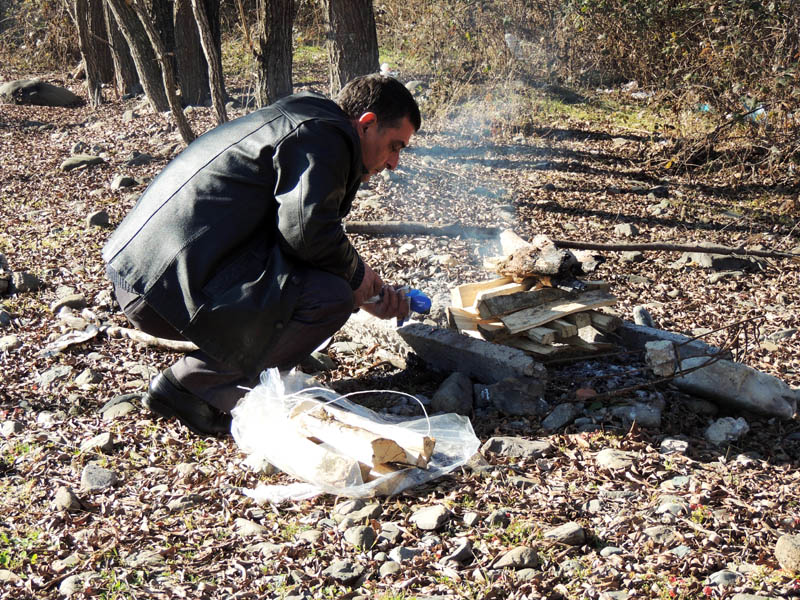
[231,368,480,503]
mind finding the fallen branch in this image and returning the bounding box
[553,239,800,261]
[105,326,199,352]
[345,220,501,239]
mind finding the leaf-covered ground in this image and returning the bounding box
[2,73,800,599]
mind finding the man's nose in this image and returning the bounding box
[386,152,400,170]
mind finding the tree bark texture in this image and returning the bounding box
[321,0,379,96]
[174,0,210,105]
[74,0,105,105]
[254,0,295,107]
[104,1,141,96]
[105,0,169,111]
[190,0,227,123]
[132,0,196,144]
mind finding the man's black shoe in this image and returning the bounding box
[144,370,231,436]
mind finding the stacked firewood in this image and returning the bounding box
[447,231,623,359]
[285,398,435,489]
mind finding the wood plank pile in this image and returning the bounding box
[447,231,623,359]
[287,398,436,489]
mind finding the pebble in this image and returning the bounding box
[388,546,421,563]
[50,293,87,313]
[705,417,749,445]
[492,546,539,569]
[660,438,689,454]
[775,534,800,572]
[707,569,741,586]
[234,518,267,537]
[410,505,451,530]
[643,525,677,545]
[379,561,402,577]
[102,401,136,422]
[343,525,376,549]
[1,420,23,437]
[79,432,115,454]
[0,334,20,352]
[444,538,473,564]
[481,436,553,460]
[541,402,582,430]
[431,371,473,415]
[81,462,119,492]
[600,546,623,557]
[484,508,511,528]
[596,448,636,470]
[544,522,585,545]
[53,486,82,511]
[86,210,110,227]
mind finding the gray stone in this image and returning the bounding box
[295,529,322,545]
[481,436,553,460]
[410,505,451,530]
[0,79,81,106]
[600,546,623,557]
[102,401,135,422]
[731,595,781,600]
[332,501,381,524]
[776,534,800,572]
[485,377,547,417]
[485,509,511,528]
[492,546,540,570]
[544,522,585,545]
[52,553,82,573]
[81,462,119,492]
[645,340,676,376]
[614,223,639,237]
[610,402,661,428]
[86,210,110,227]
[80,432,115,454]
[1,420,23,437]
[708,569,741,586]
[11,271,43,293]
[59,572,94,597]
[643,525,677,545]
[377,522,402,546]
[234,518,267,537]
[124,151,155,166]
[122,110,137,122]
[38,365,73,387]
[50,293,87,313]
[595,448,635,470]
[0,334,20,352]
[705,417,750,446]
[767,328,797,342]
[61,154,104,172]
[600,592,628,600]
[379,561,402,578]
[669,545,692,558]
[676,357,798,420]
[621,251,644,263]
[444,538,473,564]
[632,305,655,327]
[123,550,165,568]
[110,175,138,190]
[431,371,473,415]
[388,546,421,563]
[343,525,376,549]
[53,486,82,511]
[74,368,102,386]
[0,308,11,327]
[660,475,691,491]
[542,402,582,430]
[660,437,689,454]
[657,502,688,516]
[463,511,480,527]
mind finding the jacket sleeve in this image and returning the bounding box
[272,120,364,289]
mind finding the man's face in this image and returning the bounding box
[356,112,415,182]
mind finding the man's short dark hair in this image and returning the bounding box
[337,74,421,131]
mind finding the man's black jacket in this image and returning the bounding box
[103,92,365,377]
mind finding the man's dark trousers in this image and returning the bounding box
[114,265,353,413]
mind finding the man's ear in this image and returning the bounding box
[357,112,377,131]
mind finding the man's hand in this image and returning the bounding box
[353,263,384,307]
[361,285,411,321]
[354,263,411,321]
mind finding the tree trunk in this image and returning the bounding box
[104,1,140,96]
[105,0,169,112]
[254,0,295,107]
[74,0,105,105]
[321,0,379,96]
[90,0,115,82]
[190,0,227,123]
[174,0,209,105]
[132,0,195,143]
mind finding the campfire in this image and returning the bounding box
[447,230,623,358]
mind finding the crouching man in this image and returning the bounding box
[103,74,421,435]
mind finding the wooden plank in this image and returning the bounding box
[447,305,498,332]
[526,326,557,345]
[499,290,618,335]
[477,287,570,319]
[564,312,591,329]
[504,336,561,356]
[587,310,622,333]
[548,319,578,338]
[559,336,618,352]
[477,321,509,342]
[290,400,434,468]
[473,281,530,305]
[451,277,513,309]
